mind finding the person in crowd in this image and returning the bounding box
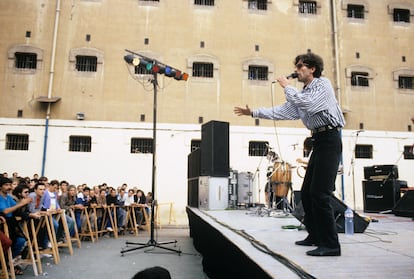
[125,189,143,228]
[28,182,52,250]
[106,188,125,232]
[234,52,344,257]
[58,180,69,203]
[96,188,107,231]
[74,187,94,233]
[0,177,32,274]
[146,192,153,205]
[43,179,75,243]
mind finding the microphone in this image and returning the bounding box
[272,73,298,83]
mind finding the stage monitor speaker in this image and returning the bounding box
[201,120,229,177]
[393,191,414,217]
[363,179,401,213]
[292,192,370,233]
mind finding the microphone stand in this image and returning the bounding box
[348,130,362,209]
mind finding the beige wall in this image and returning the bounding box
[1,0,413,131]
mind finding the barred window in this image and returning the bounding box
[248,141,269,157]
[190,139,201,152]
[351,72,369,87]
[131,138,153,154]
[248,65,268,81]
[5,134,29,150]
[394,8,410,23]
[347,4,364,19]
[15,52,37,69]
[69,136,92,152]
[299,1,317,14]
[398,76,414,89]
[355,144,373,159]
[248,0,267,10]
[403,145,414,160]
[195,0,214,6]
[75,55,97,72]
[192,62,214,78]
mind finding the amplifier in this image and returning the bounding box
[363,179,401,213]
[363,165,398,180]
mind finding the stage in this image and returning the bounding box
[187,206,414,279]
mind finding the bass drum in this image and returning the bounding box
[270,161,292,197]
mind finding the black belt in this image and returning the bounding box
[311,125,341,135]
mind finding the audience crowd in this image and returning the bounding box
[0,171,152,276]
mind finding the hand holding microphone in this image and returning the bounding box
[273,73,298,88]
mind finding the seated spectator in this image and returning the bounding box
[74,186,95,232]
[28,183,50,250]
[125,189,143,228]
[44,180,75,243]
[0,177,32,275]
[106,188,125,232]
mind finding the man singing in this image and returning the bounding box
[234,52,345,256]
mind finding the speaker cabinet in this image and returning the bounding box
[188,148,201,179]
[393,191,414,217]
[292,192,370,233]
[188,177,199,207]
[201,121,229,177]
[363,179,401,213]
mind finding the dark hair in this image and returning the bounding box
[0,177,12,187]
[50,179,59,186]
[132,266,171,279]
[12,184,29,198]
[34,182,46,190]
[294,52,324,78]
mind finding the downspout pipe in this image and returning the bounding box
[330,0,345,201]
[41,0,61,176]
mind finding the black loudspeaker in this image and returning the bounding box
[393,191,414,217]
[201,121,229,177]
[188,177,199,207]
[188,148,201,179]
[292,192,370,233]
[363,179,401,213]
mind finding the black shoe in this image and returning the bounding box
[306,246,341,256]
[295,238,317,246]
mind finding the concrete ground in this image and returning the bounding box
[17,226,208,279]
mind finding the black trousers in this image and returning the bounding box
[301,128,341,248]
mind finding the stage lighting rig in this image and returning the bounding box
[124,51,188,81]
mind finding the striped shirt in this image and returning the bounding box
[252,77,345,130]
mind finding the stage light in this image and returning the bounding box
[164,66,173,76]
[124,54,140,66]
[152,64,160,73]
[181,73,189,81]
[174,70,182,80]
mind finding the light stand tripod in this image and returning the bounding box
[121,50,188,256]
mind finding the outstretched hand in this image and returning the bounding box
[234,105,251,116]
